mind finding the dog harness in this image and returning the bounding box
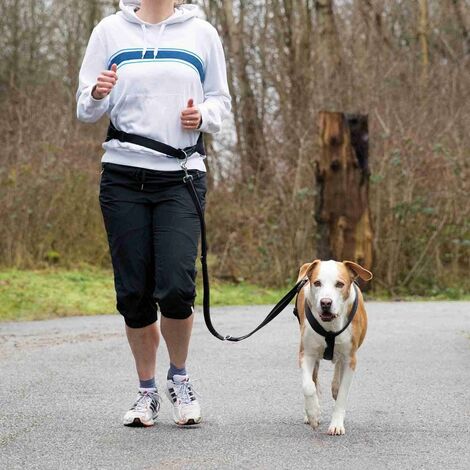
[302,283,360,361]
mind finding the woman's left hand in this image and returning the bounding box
[181,99,202,130]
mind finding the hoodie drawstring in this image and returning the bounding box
[154,24,166,58]
[141,23,167,60]
[141,24,148,59]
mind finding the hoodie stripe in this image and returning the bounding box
[108,47,203,66]
[107,48,205,81]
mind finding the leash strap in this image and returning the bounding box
[105,121,205,159]
[185,173,308,341]
[105,121,307,342]
[304,283,359,360]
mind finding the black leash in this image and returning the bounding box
[304,283,359,360]
[105,121,308,342]
[184,173,309,341]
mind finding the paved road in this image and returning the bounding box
[1,302,469,470]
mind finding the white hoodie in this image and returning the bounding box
[76,1,231,171]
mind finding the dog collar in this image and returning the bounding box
[304,283,359,361]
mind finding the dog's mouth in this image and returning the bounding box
[319,311,336,322]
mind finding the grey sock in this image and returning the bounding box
[139,377,156,389]
[167,363,187,380]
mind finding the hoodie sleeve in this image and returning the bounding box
[76,24,110,123]
[197,27,232,134]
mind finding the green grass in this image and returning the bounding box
[0,268,468,323]
[0,267,288,322]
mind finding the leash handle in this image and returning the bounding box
[184,175,308,342]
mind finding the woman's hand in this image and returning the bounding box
[181,99,202,130]
[92,63,118,100]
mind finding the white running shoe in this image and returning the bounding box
[165,374,202,425]
[123,389,161,427]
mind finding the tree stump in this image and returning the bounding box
[315,111,373,272]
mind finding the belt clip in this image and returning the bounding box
[179,150,193,183]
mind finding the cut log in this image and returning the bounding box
[314,111,373,273]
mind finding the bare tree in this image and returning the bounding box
[418,0,430,83]
[0,0,468,292]
[450,0,470,56]
[314,0,342,78]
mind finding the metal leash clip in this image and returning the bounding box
[179,150,193,183]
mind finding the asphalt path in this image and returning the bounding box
[1,302,469,470]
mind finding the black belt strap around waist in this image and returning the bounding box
[105,121,205,160]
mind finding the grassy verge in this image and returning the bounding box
[0,267,288,322]
[0,268,468,323]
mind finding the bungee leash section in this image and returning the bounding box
[182,159,309,342]
[105,121,309,342]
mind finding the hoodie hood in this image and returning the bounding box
[118,1,200,58]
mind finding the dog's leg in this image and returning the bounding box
[313,360,320,388]
[304,360,320,424]
[331,361,342,400]
[328,359,354,436]
[301,354,321,428]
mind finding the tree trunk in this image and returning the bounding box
[450,0,470,57]
[314,0,342,78]
[87,0,101,36]
[418,0,430,84]
[314,111,373,272]
[214,0,268,181]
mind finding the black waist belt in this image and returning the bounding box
[105,121,205,160]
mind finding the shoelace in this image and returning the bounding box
[173,379,201,405]
[132,391,159,412]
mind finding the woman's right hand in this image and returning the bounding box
[92,63,118,100]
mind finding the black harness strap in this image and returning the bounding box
[304,283,359,361]
[105,121,205,159]
[105,121,308,341]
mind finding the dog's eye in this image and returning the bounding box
[313,280,321,287]
[335,281,345,288]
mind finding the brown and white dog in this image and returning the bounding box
[295,259,372,435]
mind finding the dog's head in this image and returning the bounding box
[299,260,373,322]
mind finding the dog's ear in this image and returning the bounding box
[298,259,321,280]
[343,260,373,282]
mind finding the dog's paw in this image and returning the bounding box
[305,412,320,429]
[309,417,321,429]
[327,419,345,436]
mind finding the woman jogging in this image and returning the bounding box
[76,0,231,427]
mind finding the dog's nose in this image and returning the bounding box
[320,298,333,310]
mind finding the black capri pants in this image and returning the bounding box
[99,162,206,328]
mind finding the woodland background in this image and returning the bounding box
[0,0,468,297]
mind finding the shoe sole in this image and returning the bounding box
[176,416,202,426]
[124,417,155,427]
